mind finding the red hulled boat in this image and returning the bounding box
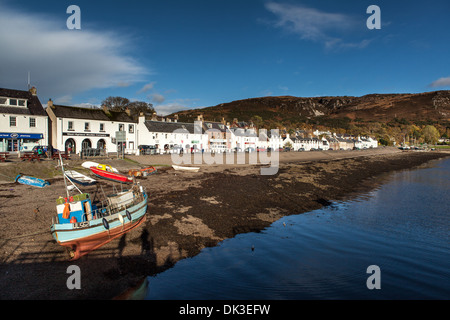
[89,164,133,183]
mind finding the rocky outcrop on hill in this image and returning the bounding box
[172,90,450,124]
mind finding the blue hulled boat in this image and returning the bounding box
[15,174,50,188]
[51,183,148,260]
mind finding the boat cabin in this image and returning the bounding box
[56,193,94,224]
[96,164,114,172]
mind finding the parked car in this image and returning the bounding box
[138,145,157,155]
[298,148,305,152]
[32,145,59,155]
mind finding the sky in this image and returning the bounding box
[1,0,449,115]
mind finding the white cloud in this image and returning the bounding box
[154,98,200,116]
[429,77,450,88]
[149,93,166,103]
[154,103,187,116]
[138,82,156,94]
[265,2,368,49]
[0,3,149,102]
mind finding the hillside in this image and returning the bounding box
[171,91,450,130]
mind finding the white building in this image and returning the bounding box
[293,137,328,151]
[0,87,49,152]
[257,129,282,151]
[137,115,206,154]
[229,127,258,151]
[359,136,378,148]
[46,101,137,155]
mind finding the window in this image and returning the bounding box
[10,116,16,127]
[128,124,134,133]
[84,122,90,131]
[119,124,124,131]
[0,98,27,107]
[99,123,105,132]
[29,118,36,128]
[68,121,74,131]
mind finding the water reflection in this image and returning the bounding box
[144,158,450,300]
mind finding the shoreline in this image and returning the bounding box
[0,148,448,299]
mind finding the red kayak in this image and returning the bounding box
[90,166,133,183]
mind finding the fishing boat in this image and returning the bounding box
[51,184,148,260]
[90,164,133,183]
[65,170,97,186]
[14,174,50,188]
[172,165,200,172]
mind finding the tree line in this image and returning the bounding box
[101,96,155,121]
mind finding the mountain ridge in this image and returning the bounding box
[170,90,450,128]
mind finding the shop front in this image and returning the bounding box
[0,133,44,152]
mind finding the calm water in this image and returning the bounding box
[145,157,450,300]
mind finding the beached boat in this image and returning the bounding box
[51,183,148,260]
[82,161,119,173]
[14,174,50,188]
[172,165,200,172]
[90,164,133,183]
[65,170,97,186]
[128,166,158,177]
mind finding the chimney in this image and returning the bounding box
[151,112,158,121]
[47,99,54,108]
[125,107,131,117]
[139,112,146,124]
[29,86,37,95]
[197,114,203,121]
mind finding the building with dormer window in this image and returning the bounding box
[46,101,137,155]
[0,87,49,152]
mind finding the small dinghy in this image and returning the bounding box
[14,174,50,188]
[172,165,200,172]
[65,170,97,186]
[82,161,119,173]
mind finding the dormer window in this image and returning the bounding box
[0,97,27,107]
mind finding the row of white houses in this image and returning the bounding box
[0,87,377,155]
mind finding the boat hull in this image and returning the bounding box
[14,174,50,188]
[51,193,147,260]
[90,167,132,183]
[172,165,200,172]
[65,170,96,186]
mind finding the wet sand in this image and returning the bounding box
[0,148,448,299]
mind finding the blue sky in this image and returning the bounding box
[1,0,449,115]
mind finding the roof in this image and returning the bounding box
[50,104,135,123]
[203,121,229,132]
[144,120,203,134]
[0,87,46,116]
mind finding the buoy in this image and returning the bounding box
[70,216,77,224]
[102,218,109,230]
[126,210,132,221]
[118,213,124,224]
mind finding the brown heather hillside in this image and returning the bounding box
[171,91,450,129]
